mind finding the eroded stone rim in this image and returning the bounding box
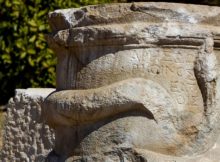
[48,2,220,31]
[47,3,220,48]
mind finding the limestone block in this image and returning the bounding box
[43,2,220,162]
[1,88,55,162]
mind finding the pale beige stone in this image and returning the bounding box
[1,88,55,162]
[43,2,220,162]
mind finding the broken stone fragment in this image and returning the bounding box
[43,2,220,162]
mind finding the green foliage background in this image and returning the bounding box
[0,0,113,105]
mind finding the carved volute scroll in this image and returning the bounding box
[43,3,220,162]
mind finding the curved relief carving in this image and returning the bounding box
[43,2,220,162]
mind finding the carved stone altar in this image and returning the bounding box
[43,2,220,162]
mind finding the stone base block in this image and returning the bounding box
[1,88,55,162]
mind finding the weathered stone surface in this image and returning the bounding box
[1,88,55,162]
[43,2,220,162]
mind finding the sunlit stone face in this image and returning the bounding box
[44,2,220,161]
[74,47,204,119]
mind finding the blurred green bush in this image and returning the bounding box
[0,0,113,105]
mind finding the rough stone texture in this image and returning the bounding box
[1,88,55,162]
[43,2,220,162]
